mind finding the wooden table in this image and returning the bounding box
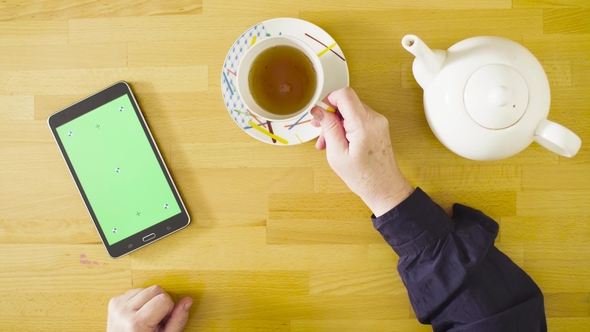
[1,1,589,331]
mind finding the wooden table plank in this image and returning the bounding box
[1,1,589,330]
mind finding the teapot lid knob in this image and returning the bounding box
[464,64,529,129]
[489,86,510,106]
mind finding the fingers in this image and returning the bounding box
[324,87,366,121]
[311,111,326,150]
[107,286,193,332]
[311,118,320,127]
[316,100,336,114]
[136,292,175,329]
[128,285,167,310]
[315,134,326,150]
[310,106,348,154]
[118,288,144,302]
[162,297,193,332]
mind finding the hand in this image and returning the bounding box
[311,87,414,217]
[107,285,193,332]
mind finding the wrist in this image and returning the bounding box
[366,177,414,217]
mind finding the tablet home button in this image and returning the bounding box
[142,233,156,242]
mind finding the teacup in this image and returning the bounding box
[237,36,326,122]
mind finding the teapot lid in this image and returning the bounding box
[464,64,529,129]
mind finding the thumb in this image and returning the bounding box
[310,107,348,154]
[162,297,193,332]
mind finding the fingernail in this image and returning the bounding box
[184,299,193,311]
[325,106,336,113]
[311,108,323,121]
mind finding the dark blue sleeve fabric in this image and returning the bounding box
[372,188,547,332]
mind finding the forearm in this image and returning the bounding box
[363,172,415,218]
[372,188,547,331]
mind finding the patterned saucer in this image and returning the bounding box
[221,18,349,146]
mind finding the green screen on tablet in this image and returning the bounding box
[48,82,190,258]
[56,95,181,245]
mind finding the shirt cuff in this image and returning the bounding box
[371,187,452,257]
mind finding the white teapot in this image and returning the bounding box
[402,34,582,161]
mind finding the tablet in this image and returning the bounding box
[48,81,190,258]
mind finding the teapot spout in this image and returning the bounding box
[402,35,446,89]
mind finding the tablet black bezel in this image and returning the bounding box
[48,81,190,258]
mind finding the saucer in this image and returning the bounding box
[221,18,349,145]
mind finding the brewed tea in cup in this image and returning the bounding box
[237,36,325,122]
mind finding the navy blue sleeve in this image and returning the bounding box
[372,188,547,332]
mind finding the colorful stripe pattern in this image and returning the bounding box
[222,23,267,134]
[221,19,345,145]
[221,23,293,145]
[317,42,337,57]
[248,121,288,145]
[305,33,346,61]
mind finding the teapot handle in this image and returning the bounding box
[534,119,582,157]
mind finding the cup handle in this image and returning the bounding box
[534,119,582,157]
[316,100,336,113]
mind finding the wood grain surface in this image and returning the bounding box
[1,1,589,331]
